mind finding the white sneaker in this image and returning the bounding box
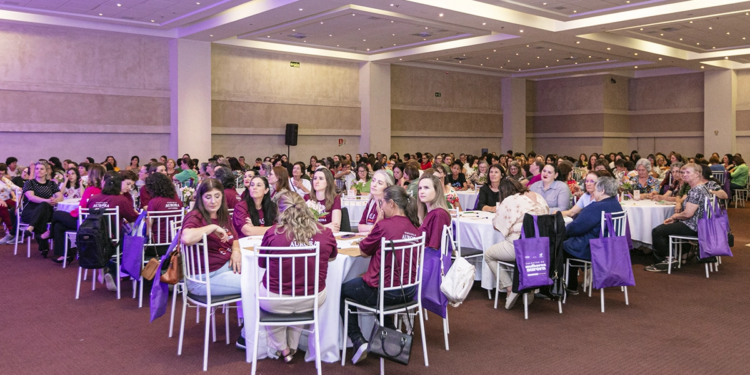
[505,291,520,310]
[0,234,11,244]
[351,341,368,365]
[103,273,117,291]
[526,292,535,306]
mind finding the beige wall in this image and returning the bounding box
[390,65,502,156]
[735,70,750,157]
[210,45,361,161]
[0,22,170,164]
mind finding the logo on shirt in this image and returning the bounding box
[92,202,109,209]
[165,202,181,210]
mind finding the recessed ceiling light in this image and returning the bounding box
[196,2,200,4]
[423,38,426,41]
[391,21,394,23]
[366,48,370,51]
[303,41,306,43]
[543,2,546,5]
[546,65,548,67]
[515,53,519,55]
[725,56,729,59]
[425,27,428,29]
[701,66,705,69]
[393,44,396,46]
[99,13,103,16]
[337,44,340,46]
[493,49,496,52]
[640,28,643,31]
[520,30,524,33]
[537,56,540,59]
[436,58,439,60]
[150,20,154,22]
[320,22,324,24]
[439,13,443,17]
[292,29,295,31]
[573,10,577,13]
[576,41,580,44]
[363,39,366,41]
[117,3,121,6]
[390,3,394,6]
[575,62,578,64]
[329,34,332,37]
[660,33,664,36]
[556,59,559,62]
[727,32,730,35]
[607,47,611,50]
[744,37,747,40]
[267,35,270,38]
[626,0,630,3]
[713,46,716,49]
[634,66,638,68]
[679,38,683,41]
[392,34,395,36]
[527,63,530,65]
[606,59,610,61]
[299,8,303,11]
[549,48,552,51]
[588,55,591,58]
[697,42,700,45]
[209,34,213,37]
[634,53,638,55]
[399,58,402,61]
[482,22,486,25]
[481,64,483,66]
[689,20,693,23]
[658,57,662,60]
[486,57,489,59]
[709,27,712,30]
[459,61,462,63]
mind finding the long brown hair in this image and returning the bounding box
[272,166,290,193]
[416,175,450,223]
[193,178,233,233]
[87,164,106,189]
[310,168,337,211]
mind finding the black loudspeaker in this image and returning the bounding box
[285,123,298,146]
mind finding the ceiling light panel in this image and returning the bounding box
[474,0,691,20]
[3,0,225,23]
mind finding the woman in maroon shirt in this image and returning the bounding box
[145,173,183,255]
[357,170,394,233]
[259,191,337,362]
[416,175,452,317]
[138,163,167,209]
[306,168,341,232]
[232,176,276,237]
[340,185,420,365]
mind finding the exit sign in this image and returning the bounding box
[290,61,300,68]
[435,92,442,97]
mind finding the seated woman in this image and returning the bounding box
[21,162,63,257]
[476,164,503,212]
[484,178,549,309]
[0,163,18,244]
[629,159,659,199]
[562,177,623,293]
[340,185,421,365]
[49,164,106,263]
[165,158,181,179]
[647,164,711,272]
[556,162,580,196]
[700,165,729,201]
[357,170,394,233]
[352,163,372,195]
[529,164,571,214]
[525,161,544,187]
[729,156,748,193]
[145,173,183,255]
[268,166,291,200]
[289,162,311,196]
[428,164,463,211]
[239,169,256,200]
[214,167,240,209]
[447,161,468,191]
[562,170,611,217]
[392,162,406,188]
[657,162,684,199]
[59,168,83,200]
[233,176,277,237]
[416,175,452,315]
[403,163,420,198]
[258,191,337,363]
[139,163,168,209]
[468,161,489,188]
[505,161,526,184]
[708,155,725,173]
[173,157,198,187]
[306,168,342,232]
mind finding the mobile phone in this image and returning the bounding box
[341,234,356,239]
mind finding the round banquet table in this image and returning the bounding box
[240,233,374,364]
[454,190,479,211]
[341,197,370,229]
[56,199,81,213]
[620,200,675,246]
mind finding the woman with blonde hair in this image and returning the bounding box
[258,191,337,362]
[268,166,291,200]
[357,170,394,233]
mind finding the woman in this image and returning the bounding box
[259,162,273,178]
[181,178,242,297]
[173,158,198,187]
[628,159,659,198]
[145,173,183,254]
[227,157,244,176]
[0,164,18,245]
[233,176,277,237]
[575,153,588,169]
[125,156,140,172]
[59,168,83,199]
[468,161,489,188]
[239,169,257,200]
[104,156,120,172]
[647,164,711,272]
[214,167,240,209]
[340,185,420,365]
[562,171,610,217]
[722,154,735,170]
[447,161,468,191]
[653,163,686,205]
[21,162,63,257]
[392,163,406,188]
[268,166,291,200]
[429,164,463,211]
[49,164,105,263]
[506,161,526,183]
[556,162,580,196]
[729,156,748,192]
[289,162,311,196]
[545,154,556,165]
[563,177,624,292]
[306,168,341,232]
[587,154,599,171]
[476,164,503,212]
[165,158,181,179]
[420,154,433,170]
[352,163,371,195]
[529,164,571,214]
[417,175,452,248]
[709,155,725,173]
[484,178,549,309]
[259,191,337,363]
[307,156,318,176]
[355,154,362,164]
[403,163,420,198]
[434,155,444,166]
[670,153,683,165]
[357,170,394,233]
[654,154,669,179]
[497,154,509,175]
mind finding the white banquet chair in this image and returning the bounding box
[136,210,184,308]
[452,211,487,298]
[75,207,122,299]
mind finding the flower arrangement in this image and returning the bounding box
[352,181,366,195]
[306,200,327,221]
[180,186,195,205]
[445,193,459,210]
[476,174,487,185]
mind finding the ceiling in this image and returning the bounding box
[3,0,750,78]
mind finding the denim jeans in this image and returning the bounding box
[188,261,243,296]
[339,277,416,341]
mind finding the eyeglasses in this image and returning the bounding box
[584,179,596,184]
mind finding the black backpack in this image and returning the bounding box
[76,208,117,269]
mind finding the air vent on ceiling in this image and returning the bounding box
[367,16,380,20]
[288,32,307,39]
[4,1,20,4]
[454,57,468,61]
[121,16,134,20]
[645,31,658,34]
[437,29,449,33]
[660,27,679,32]
[554,6,566,10]
[535,46,545,49]
[413,32,432,37]
[564,56,577,60]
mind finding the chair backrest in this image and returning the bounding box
[170,218,183,241]
[147,210,185,246]
[600,211,627,237]
[378,233,426,294]
[340,207,352,232]
[712,171,725,184]
[78,207,121,244]
[254,243,320,305]
[181,234,213,295]
[235,176,244,189]
[440,224,455,259]
[227,208,234,220]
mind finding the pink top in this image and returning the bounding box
[71,186,102,218]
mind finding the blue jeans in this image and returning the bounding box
[188,261,242,296]
[339,277,416,341]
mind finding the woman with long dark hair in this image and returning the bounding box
[59,167,83,199]
[145,173,183,254]
[306,168,341,232]
[233,176,277,237]
[126,156,140,172]
[268,166,290,200]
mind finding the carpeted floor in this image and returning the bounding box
[1,208,748,375]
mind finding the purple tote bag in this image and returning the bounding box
[121,211,147,279]
[150,234,181,322]
[698,198,733,259]
[513,216,553,290]
[590,213,635,290]
[418,247,451,319]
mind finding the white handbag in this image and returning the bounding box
[440,257,476,307]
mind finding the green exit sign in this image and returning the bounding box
[435,92,442,97]
[290,61,300,68]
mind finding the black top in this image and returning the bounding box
[21,179,59,210]
[447,173,466,189]
[476,184,500,211]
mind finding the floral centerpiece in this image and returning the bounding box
[352,181,366,196]
[618,181,633,200]
[180,186,195,206]
[445,192,459,210]
[476,174,487,186]
[306,200,327,221]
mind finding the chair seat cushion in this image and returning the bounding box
[456,247,483,258]
[345,298,419,313]
[187,292,242,305]
[259,309,314,323]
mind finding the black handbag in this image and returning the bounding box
[727,231,734,247]
[367,241,413,366]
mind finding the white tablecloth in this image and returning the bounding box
[620,200,675,245]
[455,191,479,211]
[341,198,369,229]
[57,199,81,213]
[240,234,373,364]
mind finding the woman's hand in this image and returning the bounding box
[229,244,242,273]
[0,200,6,207]
[213,225,228,242]
[663,216,675,225]
[375,201,384,222]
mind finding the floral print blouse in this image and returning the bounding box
[628,175,659,194]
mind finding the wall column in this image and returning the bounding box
[359,62,391,155]
[704,70,737,155]
[169,39,212,162]
[501,78,526,154]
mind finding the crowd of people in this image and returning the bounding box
[0,148,745,366]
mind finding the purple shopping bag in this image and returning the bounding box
[121,210,147,278]
[698,198,733,259]
[590,213,635,289]
[513,216,553,290]
[150,234,181,322]
[418,247,451,319]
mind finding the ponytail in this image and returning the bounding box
[404,195,419,228]
[383,185,420,228]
